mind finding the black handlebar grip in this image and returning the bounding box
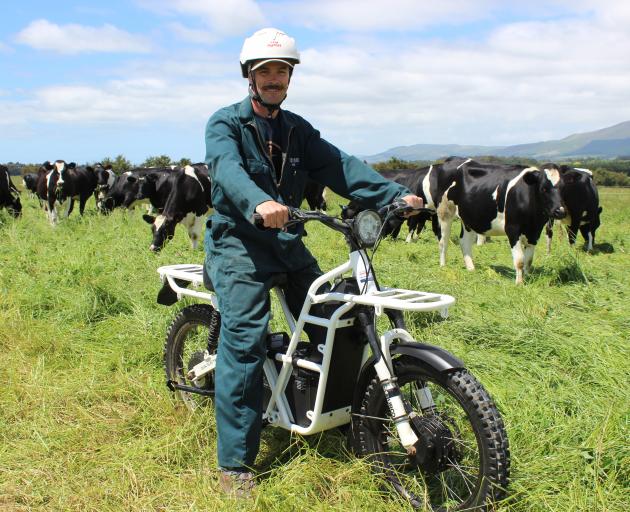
[252,213,266,228]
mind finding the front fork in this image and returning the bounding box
[357,311,431,453]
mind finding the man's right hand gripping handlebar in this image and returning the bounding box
[253,200,289,229]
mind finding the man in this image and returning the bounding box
[204,28,423,495]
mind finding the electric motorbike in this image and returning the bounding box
[156,202,510,511]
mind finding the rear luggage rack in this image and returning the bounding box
[158,264,213,302]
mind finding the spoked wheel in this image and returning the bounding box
[164,304,219,410]
[353,357,510,511]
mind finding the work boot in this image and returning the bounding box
[218,470,256,498]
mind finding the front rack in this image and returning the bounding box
[312,288,454,317]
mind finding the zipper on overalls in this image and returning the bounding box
[278,125,294,189]
[247,121,280,194]
[247,121,294,192]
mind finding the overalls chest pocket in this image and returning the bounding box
[246,159,275,196]
[284,157,307,206]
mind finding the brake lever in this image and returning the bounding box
[379,199,411,218]
[382,200,434,218]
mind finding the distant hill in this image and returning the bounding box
[364,121,630,163]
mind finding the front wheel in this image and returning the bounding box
[353,357,510,511]
[164,304,219,410]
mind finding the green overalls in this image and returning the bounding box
[204,97,410,470]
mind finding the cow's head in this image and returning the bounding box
[525,166,566,220]
[53,160,76,202]
[99,172,129,211]
[100,196,115,212]
[22,173,37,192]
[5,180,22,218]
[95,164,114,185]
[41,161,54,172]
[8,195,22,218]
[143,214,177,252]
[94,165,116,209]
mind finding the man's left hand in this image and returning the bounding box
[400,194,424,217]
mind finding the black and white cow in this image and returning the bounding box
[22,173,39,199]
[543,165,602,252]
[143,165,212,251]
[409,157,472,253]
[102,167,177,212]
[303,180,327,211]
[34,160,98,224]
[34,160,78,225]
[439,159,566,283]
[136,164,208,213]
[93,163,116,212]
[54,162,98,219]
[0,165,22,218]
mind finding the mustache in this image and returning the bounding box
[262,84,285,91]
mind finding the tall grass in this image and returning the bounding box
[1,189,628,511]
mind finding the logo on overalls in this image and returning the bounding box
[289,157,300,167]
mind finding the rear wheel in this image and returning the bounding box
[353,358,509,511]
[164,304,218,410]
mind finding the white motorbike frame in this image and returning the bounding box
[158,248,455,450]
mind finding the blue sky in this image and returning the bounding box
[1,0,629,164]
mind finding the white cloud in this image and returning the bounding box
[167,22,219,45]
[0,77,241,128]
[14,19,152,54]
[138,0,267,36]
[282,9,630,150]
[0,41,12,53]
[269,0,498,31]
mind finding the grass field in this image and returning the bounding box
[1,188,628,511]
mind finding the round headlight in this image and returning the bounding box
[354,210,382,247]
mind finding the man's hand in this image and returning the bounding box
[400,194,424,217]
[255,200,289,228]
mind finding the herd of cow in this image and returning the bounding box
[343,156,602,283]
[0,160,327,253]
[1,156,601,283]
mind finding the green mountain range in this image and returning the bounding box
[364,121,630,163]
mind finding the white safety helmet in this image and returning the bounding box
[239,28,300,78]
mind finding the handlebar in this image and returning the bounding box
[252,201,433,229]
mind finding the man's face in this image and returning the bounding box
[253,61,291,105]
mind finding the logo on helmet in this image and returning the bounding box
[267,32,282,47]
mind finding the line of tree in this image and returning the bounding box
[3,155,197,176]
[4,154,630,186]
[371,156,630,186]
